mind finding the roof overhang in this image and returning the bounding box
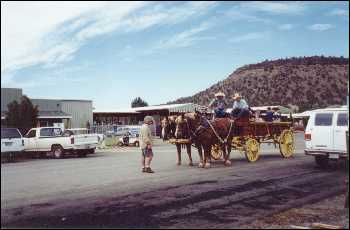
[38,115,72,119]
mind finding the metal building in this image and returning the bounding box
[60,100,93,128]
[1,88,93,129]
[1,88,22,116]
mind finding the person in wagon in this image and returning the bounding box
[231,93,250,119]
[265,107,274,122]
[209,91,228,119]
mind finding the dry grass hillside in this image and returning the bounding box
[169,56,349,112]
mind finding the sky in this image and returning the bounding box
[1,1,349,110]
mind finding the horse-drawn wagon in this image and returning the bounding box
[210,118,295,162]
[165,112,295,167]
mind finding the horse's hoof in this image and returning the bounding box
[177,162,181,166]
[198,162,204,168]
[225,160,232,166]
[189,162,194,166]
[204,163,211,168]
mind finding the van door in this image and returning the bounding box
[333,112,348,152]
[312,113,334,150]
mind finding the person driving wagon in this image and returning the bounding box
[209,91,228,119]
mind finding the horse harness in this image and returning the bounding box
[185,116,234,145]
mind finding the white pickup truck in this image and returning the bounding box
[24,127,99,159]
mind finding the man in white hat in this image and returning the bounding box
[140,116,155,173]
[231,93,250,119]
[209,91,228,119]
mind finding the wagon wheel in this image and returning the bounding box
[211,144,223,160]
[279,129,295,158]
[232,136,244,152]
[244,138,260,162]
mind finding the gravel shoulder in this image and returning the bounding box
[240,194,349,229]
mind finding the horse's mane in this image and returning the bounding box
[184,112,196,120]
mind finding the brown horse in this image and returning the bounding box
[163,115,204,167]
[183,111,234,168]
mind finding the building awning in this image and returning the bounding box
[134,103,208,113]
[93,103,209,115]
[38,111,72,119]
[93,108,140,114]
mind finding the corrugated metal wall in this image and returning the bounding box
[61,101,93,128]
[31,99,62,112]
[1,88,22,111]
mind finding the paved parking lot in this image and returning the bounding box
[1,133,348,228]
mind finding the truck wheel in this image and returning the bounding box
[7,153,15,163]
[315,155,329,169]
[87,149,95,154]
[52,146,64,159]
[77,151,87,158]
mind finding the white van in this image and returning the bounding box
[304,106,348,167]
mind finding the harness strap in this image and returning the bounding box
[206,118,234,144]
[186,117,234,145]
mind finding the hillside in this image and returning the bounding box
[169,56,349,112]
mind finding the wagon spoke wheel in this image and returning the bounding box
[279,129,295,158]
[244,138,260,162]
[211,144,223,160]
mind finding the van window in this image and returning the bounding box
[26,130,36,138]
[315,113,333,126]
[337,113,348,126]
[1,128,21,139]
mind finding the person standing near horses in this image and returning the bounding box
[209,92,228,119]
[231,93,250,119]
[140,116,155,173]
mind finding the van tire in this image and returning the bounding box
[52,145,64,159]
[315,156,329,169]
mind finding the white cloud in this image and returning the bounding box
[226,9,272,24]
[328,8,349,17]
[278,24,295,30]
[1,1,217,77]
[308,24,334,31]
[240,1,305,15]
[229,32,267,43]
[152,22,212,51]
[1,2,143,73]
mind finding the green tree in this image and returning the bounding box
[131,97,148,108]
[5,95,39,135]
[5,100,21,128]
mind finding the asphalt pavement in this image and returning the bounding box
[1,133,348,228]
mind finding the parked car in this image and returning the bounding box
[1,128,24,162]
[117,132,140,147]
[113,125,130,136]
[24,127,99,159]
[304,106,348,168]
